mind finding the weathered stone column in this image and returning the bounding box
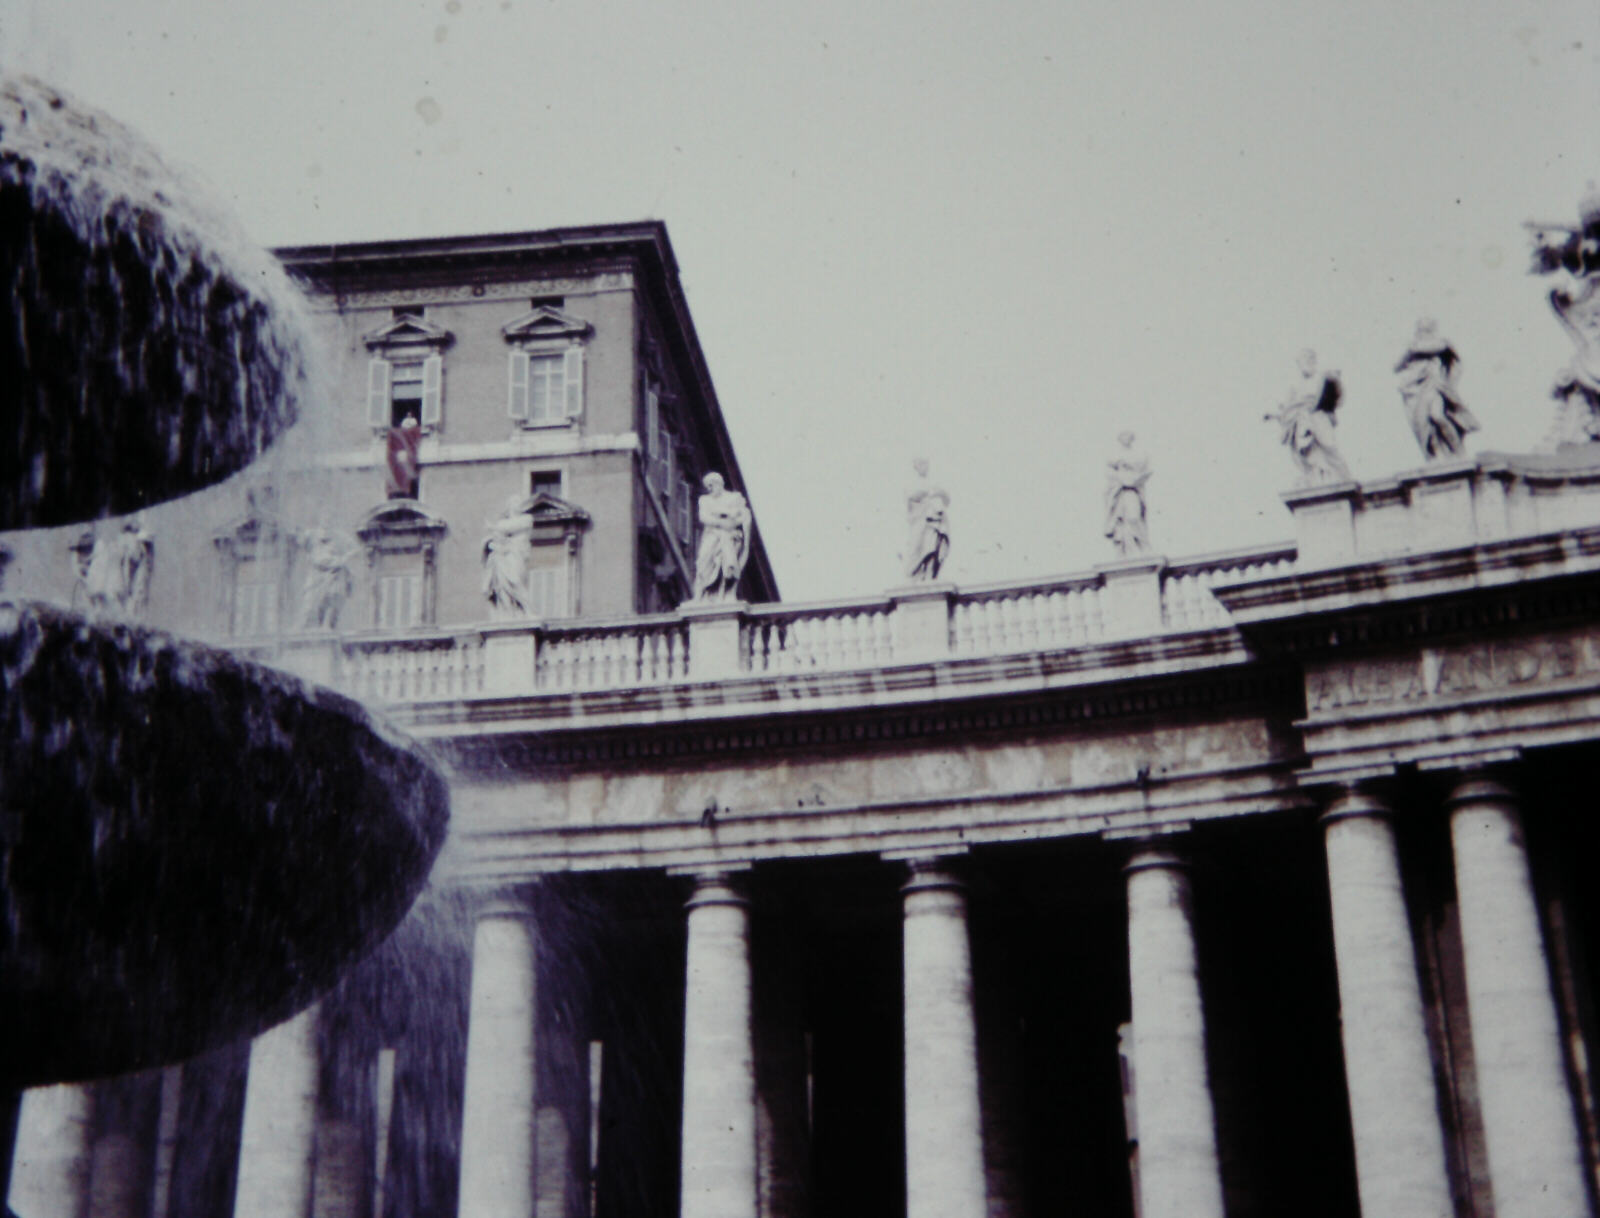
[1123,846,1224,1218]
[679,870,758,1218]
[233,1004,321,1218]
[1448,774,1592,1218]
[1320,788,1453,1218]
[8,1082,95,1218]
[899,857,987,1218]
[458,886,540,1218]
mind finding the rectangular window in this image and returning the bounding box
[232,580,278,638]
[376,573,423,629]
[530,469,565,498]
[529,354,565,422]
[675,474,694,546]
[509,349,583,423]
[390,359,424,427]
[525,548,570,619]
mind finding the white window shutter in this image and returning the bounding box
[564,346,584,417]
[367,358,391,426]
[420,354,443,425]
[508,350,530,421]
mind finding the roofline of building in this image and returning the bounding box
[272,220,779,601]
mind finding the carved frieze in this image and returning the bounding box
[1304,625,1600,718]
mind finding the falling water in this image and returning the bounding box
[0,74,319,529]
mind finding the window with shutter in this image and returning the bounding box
[367,359,391,427]
[525,544,571,619]
[363,313,451,433]
[525,566,568,619]
[376,573,423,629]
[420,355,443,425]
[232,580,279,638]
[675,474,694,546]
[563,346,584,417]
[389,358,425,427]
[501,305,590,428]
[508,350,531,420]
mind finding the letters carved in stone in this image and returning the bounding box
[1306,627,1600,715]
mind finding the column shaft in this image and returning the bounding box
[1322,792,1452,1218]
[1449,776,1592,1218]
[901,860,987,1218]
[1124,848,1224,1218]
[679,873,757,1218]
[8,1082,95,1218]
[458,890,540,1218]
[233,1005,321,1218]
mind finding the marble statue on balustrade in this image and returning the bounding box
[1395,319,1479,461]
[903,458,951,582]
[692,472,752,603]
[1267,349,1351,486]
[1528,184,1600,447]
[481,496,536,619]
[296,528,357,631]
[1104,431,1151,556]
[81,516,154,617]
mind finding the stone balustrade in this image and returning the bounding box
[249,543,1301,702]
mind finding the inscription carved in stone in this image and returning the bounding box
[1306,629,1600,714]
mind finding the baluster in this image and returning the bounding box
[1021,593,1042,649]
[1168,576,1187,629]
[847,613,865,667]
[584,636,598,687]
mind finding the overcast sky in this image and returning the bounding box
[5,0,1598,601]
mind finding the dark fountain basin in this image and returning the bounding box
[0,74,315,530]
[0,602,450,1087]
[0,72,451,1108]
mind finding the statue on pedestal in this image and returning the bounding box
[1396,319,1479,461]
[903,458,951,582]
[296,528,356,631]
[481,496,536,619]
[692,473,751,603]
[1267,350,1351,486]
[1527,184,1600,447]
[83,516,154,617]
[1104,432,1151,557]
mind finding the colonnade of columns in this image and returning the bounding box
[9,770,1597,1218]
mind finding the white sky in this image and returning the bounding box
[5,0,1599,601]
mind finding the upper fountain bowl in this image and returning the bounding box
[0,75,317,530]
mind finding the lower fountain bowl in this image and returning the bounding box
[0,601,450,1087]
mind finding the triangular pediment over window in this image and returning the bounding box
[363,314,454,351]
[501,492,591,532]
[212,509,284,561]
[356,500,449,549]
[501,306,593,345]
